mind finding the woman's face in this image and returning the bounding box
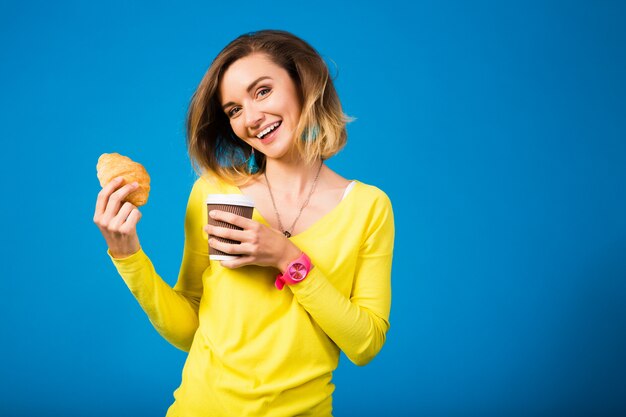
[219,53,302,161]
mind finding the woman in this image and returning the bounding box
[94,30,394,416]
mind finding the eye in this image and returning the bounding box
[227,106,241,118]
[257,87,271,98]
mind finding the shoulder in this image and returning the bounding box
[186,173,237,208]
[348,181,394,237]
[353,181,393,211]
[191,173,236,195]
[351,181,395,251]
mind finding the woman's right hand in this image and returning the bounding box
[93,176,143,259]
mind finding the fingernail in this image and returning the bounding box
[209,210,216,218]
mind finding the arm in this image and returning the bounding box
[108,179,209,351]
[289,194,394,366]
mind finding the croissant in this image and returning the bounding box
[96,153,151,206]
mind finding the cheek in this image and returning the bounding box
[230,119,245,137]
[230,122,254,146]
[286,97,302,121]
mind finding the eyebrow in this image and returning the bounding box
[221,76,273,110]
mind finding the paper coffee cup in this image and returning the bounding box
[205,194,255,260]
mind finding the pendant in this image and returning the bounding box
[283,231,292,238]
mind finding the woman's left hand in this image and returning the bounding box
[204,210,301,271]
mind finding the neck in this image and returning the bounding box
[264,159,324,197]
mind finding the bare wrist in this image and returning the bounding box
[278,244,303,273]
[108,242,141,259]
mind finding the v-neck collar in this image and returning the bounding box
[229,180,360,239]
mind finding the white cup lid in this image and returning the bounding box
[205,194,255,207]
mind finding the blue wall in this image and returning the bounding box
[1,1,624,416]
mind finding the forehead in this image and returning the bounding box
[219,53,289,99]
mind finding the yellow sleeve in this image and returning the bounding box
[289,191,394,366]
[108,178,209,352]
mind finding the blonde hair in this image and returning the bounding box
[186,30,351,184]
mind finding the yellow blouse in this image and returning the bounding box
[109,174,394,416]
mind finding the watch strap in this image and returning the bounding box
[275,252,312,290]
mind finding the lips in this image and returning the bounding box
[256,121,281,144]
[255,121,281,138]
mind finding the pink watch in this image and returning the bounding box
[275,252,312,290]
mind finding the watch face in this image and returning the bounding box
[289,262,308,281]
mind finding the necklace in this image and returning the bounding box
[264,162,323,238]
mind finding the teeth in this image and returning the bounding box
[257,122,280,139]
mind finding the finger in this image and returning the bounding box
[208,237,245,255]
[220,255,254,269]
[94,176,124,218]
[108,202,137,230]
[208,210,254,229]
[204,224,247,242]
[119,208,142,234]
[103,182,139,219]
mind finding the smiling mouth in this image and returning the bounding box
[256,121,281,139]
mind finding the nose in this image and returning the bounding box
[244,104,263,130]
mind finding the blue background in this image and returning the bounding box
[1,1,625,416]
